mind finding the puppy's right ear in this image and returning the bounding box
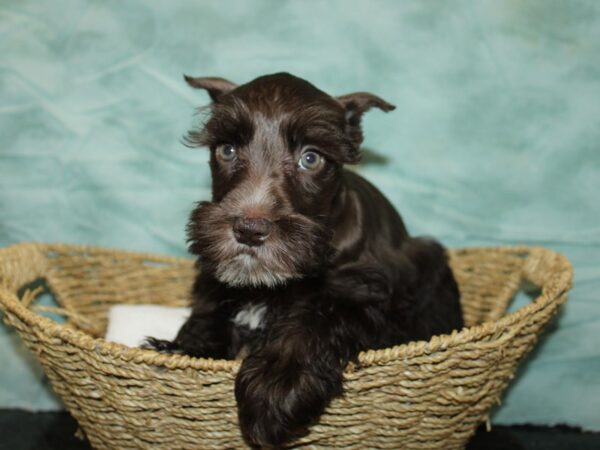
[336,92,395,147]
[183,75,237,102]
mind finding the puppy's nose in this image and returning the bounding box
[233,217,273,246]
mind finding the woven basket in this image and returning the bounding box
[0,242,572,450]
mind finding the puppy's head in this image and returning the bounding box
[185,73,394,288]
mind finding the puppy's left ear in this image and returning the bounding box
[184,75,237,102]
[336,92,395,145]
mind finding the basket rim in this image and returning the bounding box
[0,241,573,373]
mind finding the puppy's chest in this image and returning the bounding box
[230,302,268,359]
[232,302,268,330]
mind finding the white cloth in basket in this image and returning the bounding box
[105,304,191,348]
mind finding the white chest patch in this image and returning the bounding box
[232,303,267,330]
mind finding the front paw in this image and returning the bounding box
[141,337,183,354]
[235,354,342,448]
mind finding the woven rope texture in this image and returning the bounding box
[0,243,572,449]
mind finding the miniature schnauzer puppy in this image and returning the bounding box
[147,72,463,448]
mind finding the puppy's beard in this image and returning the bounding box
[188,202,333,288]
[215,253,298,288]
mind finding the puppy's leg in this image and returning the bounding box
[235,324,342,447]
[144,283,235,359]
[235,297,378,448]
[141,336,183,353]
[142,305,231,358]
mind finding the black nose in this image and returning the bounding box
[233,217,273,246]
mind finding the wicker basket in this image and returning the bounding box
[0,242,572,450]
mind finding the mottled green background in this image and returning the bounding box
[1,0,599,429]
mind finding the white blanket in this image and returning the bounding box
[104,305,191,348]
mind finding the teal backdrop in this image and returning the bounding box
[1,0,599,430]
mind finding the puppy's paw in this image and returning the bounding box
[235,354,342,448]
[140,337,183,354]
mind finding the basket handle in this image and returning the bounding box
[20,286,103,336]
[521,247,573,295]
[0,243,50,292]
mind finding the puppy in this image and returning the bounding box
[147,73,464,448]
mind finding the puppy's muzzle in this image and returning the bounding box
[233,217,273,247]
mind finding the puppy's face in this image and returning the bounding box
[185,73,394,287]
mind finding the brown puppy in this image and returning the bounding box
[147,73,463,448]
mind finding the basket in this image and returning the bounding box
[0,242,572,450]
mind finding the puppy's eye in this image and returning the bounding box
[216,144,236,162]
[298,149,323,171]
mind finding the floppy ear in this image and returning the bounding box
[183,75,237,102]
[336,92,395,145]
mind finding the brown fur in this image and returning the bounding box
[146,73,463,448]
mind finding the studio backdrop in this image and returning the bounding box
[1,0,599,431]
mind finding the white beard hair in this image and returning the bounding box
[214,253,296,288]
